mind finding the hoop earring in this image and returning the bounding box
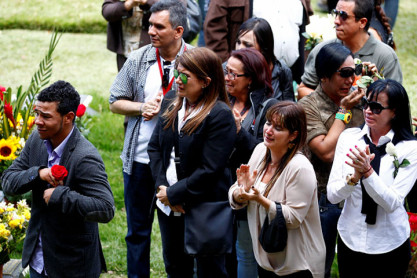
[288,142,295,149]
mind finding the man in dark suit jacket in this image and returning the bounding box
[1,80,115,278]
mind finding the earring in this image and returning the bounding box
[288,142,295,149]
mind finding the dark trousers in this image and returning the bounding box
[123,162,155,278]
[157,208,229,278]
[258,266,313,278]
[338,236,410,278]
[30,267,48,278]
[319,193,341,278]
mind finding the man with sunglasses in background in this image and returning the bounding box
[299,42,365,278]
[108,0,191,277]
[297,0,402,100]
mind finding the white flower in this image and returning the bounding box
[386,142,397,157]
[306,14,336,42]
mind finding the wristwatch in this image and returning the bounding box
[346,174,359,186]
[335,110,352,124]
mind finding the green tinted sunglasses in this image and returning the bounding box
[174,69,189,84]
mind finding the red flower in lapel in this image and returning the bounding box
[51,164,68,183]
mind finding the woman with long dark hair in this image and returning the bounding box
[235,17,294,101]
[148,47,236,277]
[327,79,417,277]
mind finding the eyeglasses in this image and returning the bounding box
[337,67,356,78]
[162,61,171,88]
[332,9,355,21]
[362,98,390,114]
[224,69,247,80]
[174,69,189,84]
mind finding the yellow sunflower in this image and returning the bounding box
[0,138,18,160]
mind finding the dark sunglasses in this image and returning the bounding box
[362,98,390,114]
[332,9,354,21]
[337,67,355,78]
[337,64,363,78]
[174,69,189,84]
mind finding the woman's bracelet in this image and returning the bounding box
[361,166,373,175]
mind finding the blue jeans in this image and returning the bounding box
[236,219,258,278]
[123,162,155,278]
[319,193,342,278]
[383,0,399,28]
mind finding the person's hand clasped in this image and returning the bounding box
[142,91,162,121]
[345,145,375,180]
[156,185,185,214]
[156,185,171,206]
[43,188,55,205]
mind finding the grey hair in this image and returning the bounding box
[150,0,187,29]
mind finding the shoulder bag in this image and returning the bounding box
[184,200,233,256]
[258,202,288,253]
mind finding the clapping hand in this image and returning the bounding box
[236,164,257,192]
[233,165,259,204]
[346,145,375,179]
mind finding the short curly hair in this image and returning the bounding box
[37,80,80,117]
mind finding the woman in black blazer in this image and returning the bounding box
[148,47,237,278]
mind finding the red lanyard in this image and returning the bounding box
[156,48,174,96]
[156,46,187,95]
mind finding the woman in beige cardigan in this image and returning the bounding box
[229,102,325,278]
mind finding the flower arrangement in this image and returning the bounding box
[0,32,61,206]
[0,199,31,265]
[303,14,336,51]
[0,32,61,175]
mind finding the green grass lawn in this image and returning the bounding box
[1,0,417,277]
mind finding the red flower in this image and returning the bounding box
[76,104,86,117]
[411,240,417,248]
[0,86,5,101]
[4,103,16,128]
[51,165,68,182]
[408,212,417,231]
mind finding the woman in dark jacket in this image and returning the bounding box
[148,47,236,278]
[225,47,277,278]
